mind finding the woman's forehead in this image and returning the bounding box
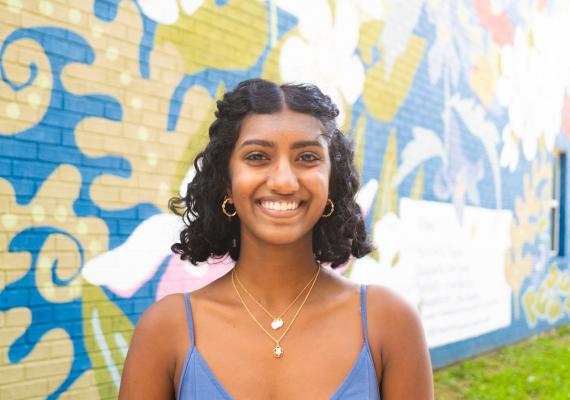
[237,109,325,143]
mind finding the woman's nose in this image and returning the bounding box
[266,160,299,193]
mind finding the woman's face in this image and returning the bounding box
[228,108,331,247]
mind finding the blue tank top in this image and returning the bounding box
[177,285,381,399]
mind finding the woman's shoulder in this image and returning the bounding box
[139,293,187,329]
[364,284,429,360]
[119,293,190,398]
[364,284,434,398]
[365,285,420,322]
[364,284,423,337]
[131,293,189,352]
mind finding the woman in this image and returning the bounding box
[119,79,434,399]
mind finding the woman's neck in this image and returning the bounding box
[233,234,320,309]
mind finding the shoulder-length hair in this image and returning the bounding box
[169,79,372,267]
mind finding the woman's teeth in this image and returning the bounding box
[261,201,299,211]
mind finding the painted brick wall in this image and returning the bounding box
[1,0,570,398]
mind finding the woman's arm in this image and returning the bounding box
[119,294,183,400]
[368,286,434,399]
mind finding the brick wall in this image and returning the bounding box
[1,0,570,398]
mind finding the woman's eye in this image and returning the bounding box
[245,152,268,162]
[298,153,320,162]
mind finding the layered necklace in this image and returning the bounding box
[234,266,319,330]
[231,265,320,359]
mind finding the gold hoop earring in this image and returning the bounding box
[322,199,334,218]
[222,197,237,217]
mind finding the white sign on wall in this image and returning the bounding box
[399,198,513,348]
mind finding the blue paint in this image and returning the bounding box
[138,16,157,79]
[1,227,91,399]
[276,3,298,40]
[0,159,11,175]
[11,160,57,179]
[0,26,154,259]
[94,0,122,21]
[0,27,125,208]
[560,153,567,256]
[103,255,170,326]
[0,137,38,159]
[431,309,570,368]
[167,1,275,132]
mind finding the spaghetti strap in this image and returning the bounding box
[360,285,369,343]
[183,292,195,348]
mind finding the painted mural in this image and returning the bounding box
[1,0,570,398]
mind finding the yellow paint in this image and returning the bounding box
[131,96,142,110]
[0,38,52,134]
[522,289,537,327]
[353,115,366,175]
[262,28,296,82]
[59,370,101,399]
[2,213,19,229]
[5,103,20,119]
[146,152,158,167]
[89,240,102,256]
[39,1,54,16]
[505,153,551,319]
[469,56,496,108]
[522,264,569,327]
[91,25,104,39]
[137,127,149,141]
[27,92,41,107]
[82,284,134,399]
[0,308,31,347]
[119,71,132,86]
[88,84,213,211]
[54,205,68,222]
[68,9,82,24]
[0,309,72,399]
[557,273,570,295]
[106,46,119,62]
[364,36,427,122]
[35,234,82,303]
[358,20,384,65]
[270,0,277,47]
[37,73,50,89]
[6,0,22,13]
[546,296,562,321]
[0,167,108,296]
[374,129,399,221]
[173,83,223,192]
[38,255,51,270]
[159,182,169,195]
[155,0,267,76]
[31,205,45,223]
[76,221,88,235]
[410,166,425,200]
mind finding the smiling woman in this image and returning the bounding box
[118,79,434,399]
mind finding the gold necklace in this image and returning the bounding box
[231,266,320,359]
[234,266,319,330]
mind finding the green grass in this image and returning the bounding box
[434,324,570,400]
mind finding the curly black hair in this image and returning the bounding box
[169,79,372,267]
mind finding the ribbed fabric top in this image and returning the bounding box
[177,285,381,399]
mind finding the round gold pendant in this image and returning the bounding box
[271,318,284,330]
[273,345,284,358]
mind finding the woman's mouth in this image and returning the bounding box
[260,201,300,211]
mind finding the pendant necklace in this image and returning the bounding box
[231,265,320,359]
[234,266,319,331]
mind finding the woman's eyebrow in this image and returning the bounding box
[239,139,274,148]
[291,140,323,149]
